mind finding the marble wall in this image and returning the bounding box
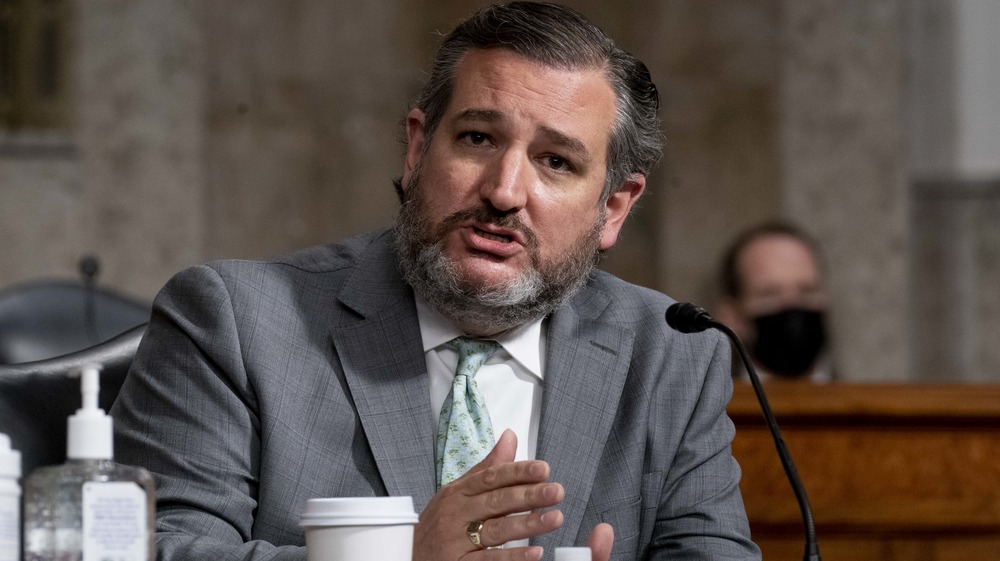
[779,0,910,380]
[1,0,205,299]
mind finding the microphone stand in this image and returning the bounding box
[711,318,821,561]
[80,255,101,346]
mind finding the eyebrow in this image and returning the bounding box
[452,108,593,164]
[453,108,503,126]
[539,125,591,164]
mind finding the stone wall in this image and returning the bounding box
[779,0,910,380]
[1,0,204,300]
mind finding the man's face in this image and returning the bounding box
[736,234,828,319]
[396,49,643,334]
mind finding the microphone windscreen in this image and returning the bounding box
[665,302,713,333]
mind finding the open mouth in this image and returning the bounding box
[475,227,513,244]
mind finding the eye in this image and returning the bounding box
[542,154,573,172]
[458,131,491,146]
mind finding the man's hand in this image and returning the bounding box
[414,430,565,561]
[587,523,614,561]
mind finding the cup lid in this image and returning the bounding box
[554,547,592,561]
[300,496,418,527]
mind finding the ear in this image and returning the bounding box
[598,174,645,250]
[401,108,427,191]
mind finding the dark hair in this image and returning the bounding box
[397,1,662,202]
[720,221,825,299]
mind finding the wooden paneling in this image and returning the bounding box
[729,382,1000,560]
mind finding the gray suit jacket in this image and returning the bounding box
[112,229,759,561]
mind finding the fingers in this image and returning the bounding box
[442,431,558,522]
[454,432,547,493]
[462,459,552,497]
[445,471,562,528]
[464,545,545,561]
[587,523,615,561]
[439,475,563,546]
[465,546,545,561]
[483,479,563,515]
[477,509,564,547]
[415,430,566,561]
[466,429,518,475]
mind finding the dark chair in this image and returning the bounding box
[0,256,151,364]
[0,278,150,364]
[0,323,146,476]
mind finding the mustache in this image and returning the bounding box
[432,206,540,252]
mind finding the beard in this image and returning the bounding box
[393,170,605,335]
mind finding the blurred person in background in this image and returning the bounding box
[716,222,833,382]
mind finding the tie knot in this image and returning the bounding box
[448,337,500,378]
[450,337,499,355]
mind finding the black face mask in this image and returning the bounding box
[751,308,826,378]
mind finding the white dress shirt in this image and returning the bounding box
[415,296,545,464]
[416,298,546,549]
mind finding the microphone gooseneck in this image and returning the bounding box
[665,302,821,561]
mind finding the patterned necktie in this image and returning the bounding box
[436,337,501,487]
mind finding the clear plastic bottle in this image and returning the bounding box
[23,364,155,561]
[0,433,21,561]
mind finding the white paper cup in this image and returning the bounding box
[300,497,418,561]
[555,547,592,561]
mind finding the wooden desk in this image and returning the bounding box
[729,382,1000,560]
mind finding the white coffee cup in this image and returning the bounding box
[555,546,592,561]
[300,496,419,561]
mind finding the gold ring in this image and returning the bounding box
[466,520,486,549]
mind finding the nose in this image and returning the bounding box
[480,149,530,213]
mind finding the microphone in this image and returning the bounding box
[664,302,713,333]
[665,302,821,561]
[79,254,101,346]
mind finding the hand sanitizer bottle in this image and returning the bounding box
[23,364,155,561]
[0,433,21,561]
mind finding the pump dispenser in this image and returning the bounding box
[67,365,113,461]
[23,364,155,561]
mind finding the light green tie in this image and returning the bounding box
[435,337,500,487]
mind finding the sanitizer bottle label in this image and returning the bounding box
[82,482,148,561]
[0,493,18,561]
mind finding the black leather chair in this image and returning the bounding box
[0,278,150,364]
[0,323,146,476]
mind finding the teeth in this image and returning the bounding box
[476,228,511,243]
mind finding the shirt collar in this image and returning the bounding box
[414,295,545,380]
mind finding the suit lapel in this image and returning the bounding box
[325,233,635,530]
[533,289,634,551]
[329,234,437,511]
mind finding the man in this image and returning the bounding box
[716,222,832,381]
[112,3,760,560]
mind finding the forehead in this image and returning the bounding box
[738,234,821,288]
[444,49,617,149]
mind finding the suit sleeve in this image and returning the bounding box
[647,331,761,560]
[112,265,307,561]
